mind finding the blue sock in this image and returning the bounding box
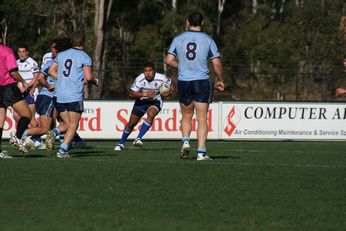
[31,135,42,142]
[182,136,190,143]
[119,129,131,145]
[53,128,60,137]
[137,121,151,140]
[198,147,206,156]
[73,133,83,142]
[59,143,69,153]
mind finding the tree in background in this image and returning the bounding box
[0,0,344,100]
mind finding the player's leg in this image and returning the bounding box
[180,102,194,139]
[4,83,31,154]
[28,103,38,128]
[23,115,52,149]
[23,95,54,149]
[11,100,32,154]
[57,111,81,157]
[114,114,141,151]
[0,107,12,159]
[134,106,160,148]
[56,110,69,137]
[45,105,68,150]
[194,102,210,160]
[72,132,86,149]
[177,80,194,159]
[56,101,83,158]
[12,111,20,123]
[193,79,212,161]
[12,100,32,139]
[64,111,81,144]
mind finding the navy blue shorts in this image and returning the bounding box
[177,79,211,106]
[25,94,35,104]
[55,101,84,113]
[35,95,54,117]
[0,83,24,108]
[131,99,161,117]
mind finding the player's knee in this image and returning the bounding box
[126,123,136,130]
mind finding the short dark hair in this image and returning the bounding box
[188,11,204,27]
[55,37,72,52]
[18,44,29,51]
[143,61,155,70]
[72,31,86,47]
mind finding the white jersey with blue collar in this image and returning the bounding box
[130,72,171,102]
[17,56,40,83]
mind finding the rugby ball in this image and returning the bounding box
[160,82,170,94]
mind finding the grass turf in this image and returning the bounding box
[0,140,345,230]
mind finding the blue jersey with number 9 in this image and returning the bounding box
[168,31,220,81]
[54,48,92,103]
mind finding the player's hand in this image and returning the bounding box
[29,87,36,96]
[47,84,55,92]
[215,80,224,92]
[160,91,170,97]
[19,83,28,93]
[146,90,156,98]
[335,88,346,96]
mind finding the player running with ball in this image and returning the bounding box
[114,62,173,151]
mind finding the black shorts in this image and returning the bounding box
[35,95,54,117]
[0,82,24,108]
[55,101,84,113]
[177,79,211,106]
[131,99,162,117]
[25,94,35,104]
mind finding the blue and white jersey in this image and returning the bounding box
[54,48,92,103]
[168,31,220,81]
[39,59,55,98]
[41,52,53,69]
[17,56,40,84]
[130,72,171,102]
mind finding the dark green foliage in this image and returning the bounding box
[0,0,344,100]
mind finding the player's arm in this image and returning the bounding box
[27,72,39,88]
[165,54,178,69]
[335,88,346,96]
[83,66,99,86]
[211,58,225,92]
[48,62,58,79]
[37,72,54,90]
[129,89,156,99]
[10,71,28,88]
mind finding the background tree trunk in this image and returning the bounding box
[89,0,106,99]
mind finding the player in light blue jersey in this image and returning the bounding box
[166,11,224,161]
[48,32,98,158]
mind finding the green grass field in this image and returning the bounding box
[0,140,345,230]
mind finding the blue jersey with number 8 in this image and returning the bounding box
[168,31,220,81]
[54,48,92,103]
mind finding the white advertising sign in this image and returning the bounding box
[222,102,346,140]
[2,101,219,140]
[3,101,346,140]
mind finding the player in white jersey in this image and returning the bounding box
[166,12,224,161]
[41,52,53,69]
[47,32,98,158]
[114,62,173,151]
[15,45,40,129]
